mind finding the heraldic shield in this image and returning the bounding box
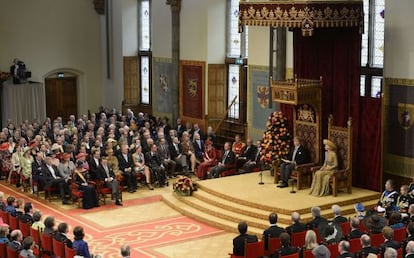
[398,102,414,130]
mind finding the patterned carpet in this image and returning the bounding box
[0,183,225,257]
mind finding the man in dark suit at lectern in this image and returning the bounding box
[278,136,310,188]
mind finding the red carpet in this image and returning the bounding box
[0,183,223,257]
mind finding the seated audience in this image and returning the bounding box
[43,216,56,236]
[331,204,348,224]
[98,155,123,205]
[180,132,197,173]
[241,140,263,173]
[232,221,258,256]
[73,160,99,209]
[406,241,414,258]
[158,137,176,178]
[278,136,310,188]
[0,191,6,210]
[170,136,189,174]
[209,142,235,178]
[364,214,386,234]
[384,247,398,258]
[263,213,285,251]
[312,244,330,258]
[408,204,414,224]
[309,139,338,197]
[131,145,153,190]
[272,232,298,258]
[304,230,318,250]
[337,240,352,258]
[232,135,245,158]
[355,202,366,220]
[359,234,379,256]
[379,226,401,251]
[285,211,307,234]
[8,229,23,251]
[145,144,167,187]
[55,222,73,248]
[19,202,34,224]
[349,217,363,239]
[0,224,10,243]
[192,132,205,162]
[120,244,131,258]
[389,212,404,229]
[5,196,17,217]
[307,206,328,229]
[236,138,257,170]
[405,222,414,243]
[117,144,137,193]
[376,179,398,215]
[195,140,216,180]
[40,156,70,204]
[19,236,36,258]
[397,185,412,218]
[73,226,91,258]
[31,211,45,232]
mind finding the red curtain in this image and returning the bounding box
[288,27,380,191]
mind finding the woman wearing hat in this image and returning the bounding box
[57,153,75,182]
[196,139,217,180]
[309,139,338,197]
[20,147,34,191]
[73,161,99,209]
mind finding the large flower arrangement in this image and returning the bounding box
[260,111,292,165]
[173,176,195,196]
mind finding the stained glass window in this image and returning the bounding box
[371,76,382,98]
[228,65,240,119]
[228,0,248,58]
[140,56,150,104]
[139,0,150,51]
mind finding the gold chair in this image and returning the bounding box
[327,115,353,196]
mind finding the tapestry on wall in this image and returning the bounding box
[249,66,275,130]
[180,60,204,119]
[153,58,174,114]
[383,78,414,177]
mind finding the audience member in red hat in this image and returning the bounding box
[57,153,75,182]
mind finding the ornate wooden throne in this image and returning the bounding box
[272,75,322,190]
[327,115,353,196]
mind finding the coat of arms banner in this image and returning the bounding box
[180,61,205,119]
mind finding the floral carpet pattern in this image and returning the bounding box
[0,183,224,257]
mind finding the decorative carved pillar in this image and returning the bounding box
[166,0,181,123]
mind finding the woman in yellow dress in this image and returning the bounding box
[309,139,338,197]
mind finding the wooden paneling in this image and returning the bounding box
[123,56,139,105]
[45,77,77,120]
[207,64,226,131]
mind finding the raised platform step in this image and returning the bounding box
[162,193,264,236]
[163,173,380,237]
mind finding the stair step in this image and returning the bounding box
[162,193,264,237]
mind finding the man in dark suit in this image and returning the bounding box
[145,144,167,187]
[233,221,258,256]
[174,118,185,139]
[380,226,401,250]
[285,212,307,234]
[54,223,73,248]
[40,156,70,204]
[192,132,205,161]
[278,136,310,188]
[332,204,348,224]
[358,234,379,256]
[242,140,263,173]
[8,229,23,251]
[98,155,122,205]
[263,213,286,251]
[338,240,354,258]
[272,232,298,258]
[307,206,328,229]
[406,241,414,258]
[169,136,189,174]
[236,138,257,170]
[404,222,414,243]
[19,202,34,224]
[209,142,235,178]
[117,144,137,193]
[31,151,44,191]
[158,137,176,177]
[349,217,363,239]
[88,149,101,181]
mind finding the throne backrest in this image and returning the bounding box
[293,104,320,164]
[327,115,352,171]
